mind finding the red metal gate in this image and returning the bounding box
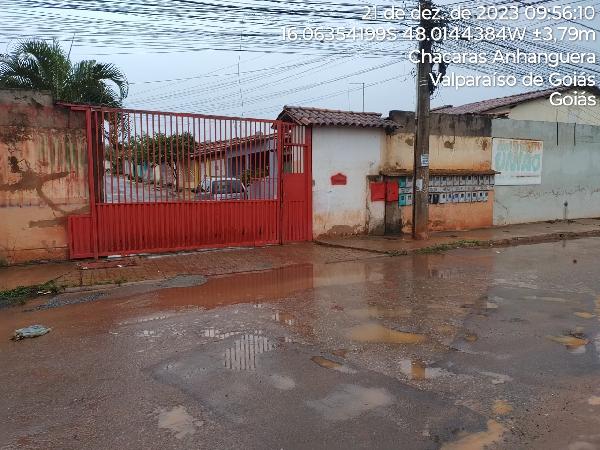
[66,106,312,259]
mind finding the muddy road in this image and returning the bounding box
[1,239,599,449]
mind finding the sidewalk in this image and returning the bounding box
[316,218,600,254]
[1,218,599,293]
[0,243,375,291]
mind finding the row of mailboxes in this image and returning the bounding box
[398,176,494,193]
[431,191,489,204]
[398,191,490,206]
[430,175,495,187]
[372,176,494,205]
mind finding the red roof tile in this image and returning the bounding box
[278,106,397,129]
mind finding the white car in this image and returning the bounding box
[196,177,247,200]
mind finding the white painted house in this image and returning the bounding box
[278,106,396,237]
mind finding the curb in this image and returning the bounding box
[315,229,600,256]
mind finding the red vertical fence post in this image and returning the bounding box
[85,107,99,259]
[304,126,313,241]
[277,121,285,244]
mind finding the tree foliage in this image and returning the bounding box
[125,132,198,165]
[0,39,128,106]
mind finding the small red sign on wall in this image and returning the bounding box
[370,182,385,201]
[331,173,347,185]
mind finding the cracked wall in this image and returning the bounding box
[0,90,89,264]
[387,111,494,232]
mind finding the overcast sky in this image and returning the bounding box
[2,0,598,118]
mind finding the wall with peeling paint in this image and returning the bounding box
[311,126,386,238]
[492,119,600,225]
[387,111,495,232]
[386,112,493,172]
[0,90,89,264]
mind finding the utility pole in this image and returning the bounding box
[350,82,365,112]
[412,0,432,240]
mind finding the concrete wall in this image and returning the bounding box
[486,89,600,126]
[387,112,495,232]
[385,112,492,172]
[493,118,600,225]
[0,90,89,264]
[311,126,386,237]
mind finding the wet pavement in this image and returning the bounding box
[317,218,600,254]
[1,238,600,449]
[0,263,73,291]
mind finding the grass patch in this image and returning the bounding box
[114,276,128,286]
[415,239,484,254]
[0,280,61,307]
[387,249,409,256]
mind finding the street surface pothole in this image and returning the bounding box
[441,420,506,450]
[224,333,276,371]
[157,406,200,439]
[346,323,427,344]
[311,356,356,374]
[306,384,394,421]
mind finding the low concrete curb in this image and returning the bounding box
[315,229,600,255]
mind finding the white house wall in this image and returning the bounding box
[311,126,385,237]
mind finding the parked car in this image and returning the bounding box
[196,177,247,200]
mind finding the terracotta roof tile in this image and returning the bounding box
[278,106,397,129]
[432,86,600,115]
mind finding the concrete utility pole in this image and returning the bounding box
[412,0,432,240]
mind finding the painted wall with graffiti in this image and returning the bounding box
[492,138,543,186]
[493,118,600,225]
[0,90,89,264]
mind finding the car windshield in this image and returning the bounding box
[212,180,243,194]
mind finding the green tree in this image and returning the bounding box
[0,39,128,107]
[120,132,198,191]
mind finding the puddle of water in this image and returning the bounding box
[346,323,427,344]
[479,371,513,385]
[269,374,296,390]
[441,419,506,450]
[331,348,348,358]
[399,359,444,380]
[547,334,589,350]
[493,400,513,415]
[347,306,411,320]
[524,295,568,303]
[272,311,296,325]
[464,333,478,343]
[157,406,199,439]
[154,264,314,310]
[588,396,600,406]
[224,333,276,371]
[306,384,394,421]
[574,312,595,319]
[311,356,356,374]
[203,328,240,340]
